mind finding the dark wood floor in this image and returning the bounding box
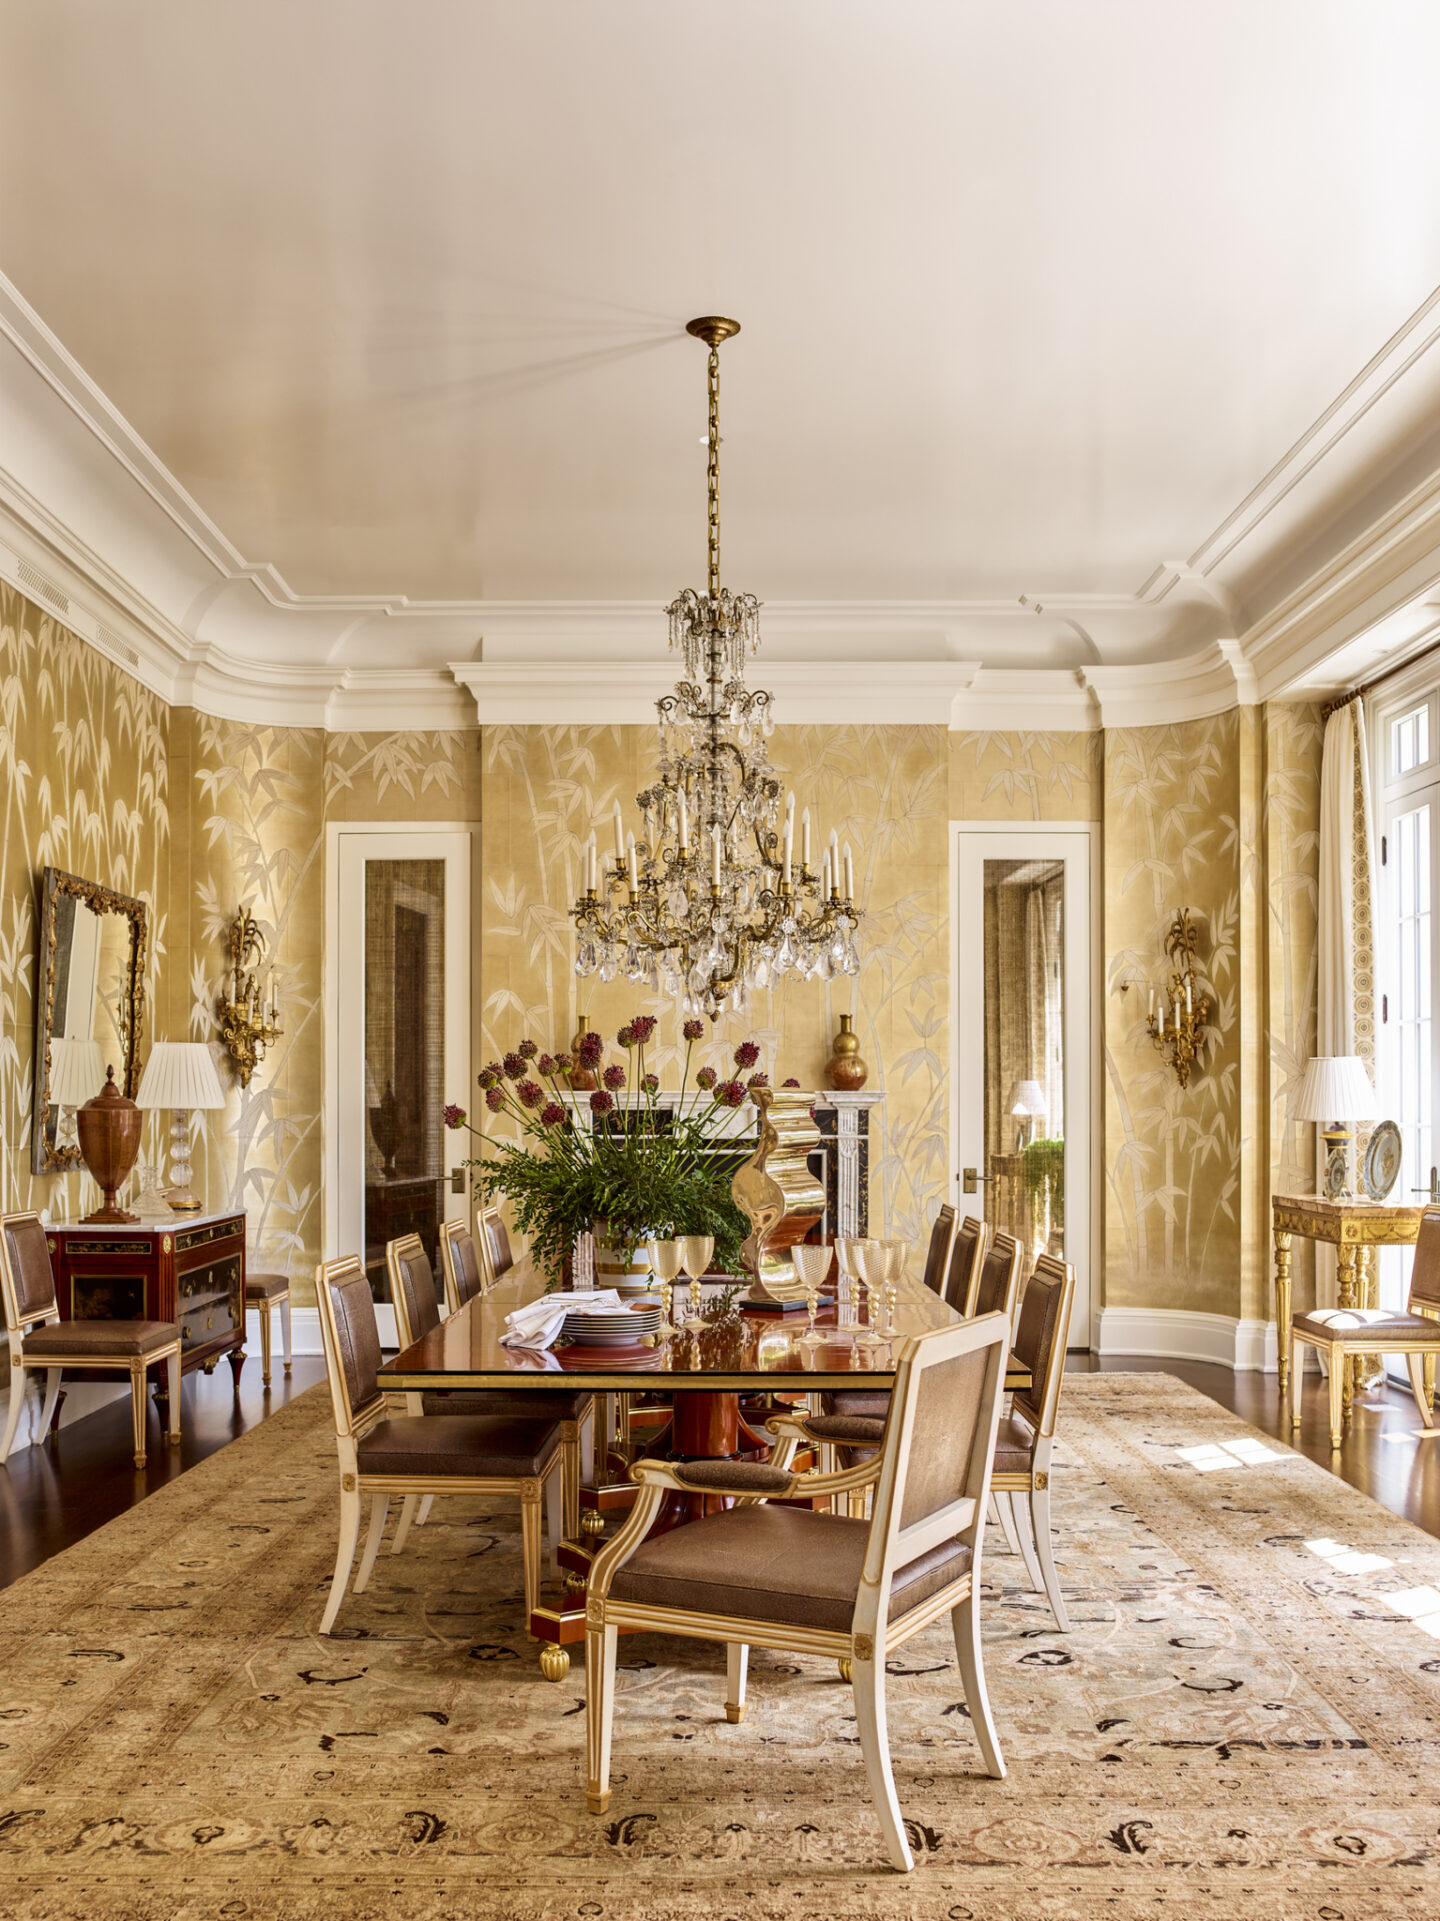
[0,1351,1436,1593]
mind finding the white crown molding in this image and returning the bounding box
[9,262,1440,730]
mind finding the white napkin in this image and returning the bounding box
[500,1288,631,1350]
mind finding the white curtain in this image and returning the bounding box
[1314,698,1377,1315]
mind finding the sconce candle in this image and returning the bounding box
[217,905,284,1088]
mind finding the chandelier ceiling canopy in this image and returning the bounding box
[571,317,863,1020]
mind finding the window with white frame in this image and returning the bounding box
[1374,681,1440,1317]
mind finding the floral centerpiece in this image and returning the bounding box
[444,1016,774,1286]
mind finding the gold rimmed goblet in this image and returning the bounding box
[648,1236,684,1328]
[677,1235,714,1326]
[851,1237,884,1336]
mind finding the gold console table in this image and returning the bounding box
[1272,1193,1424,1404]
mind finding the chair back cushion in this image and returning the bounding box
[941,1214,985,1312]
[0,1213,58,1328]
[971,1230,1022,1322]
[1010,1255,1076,1437]
[322,1259,385,1429]
[479,1208,514,1283]
[387,1236,442,1350]
[920,1203,957,1295]
[896,1344,993,1532]
[1408,1206,1440,1310]
[443,1223,485,1312]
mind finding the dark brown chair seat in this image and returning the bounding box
[245,1272,290,1300]
[1291,1309,1438,1342]
[24,1318,180,1357]
[421,1388,592,1423]
[992,1411,1038,1473]
[609,1502,972,1632]
[358,1414,559,1479]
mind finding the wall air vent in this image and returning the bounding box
[15,559,70,615]
[94,626,141,669]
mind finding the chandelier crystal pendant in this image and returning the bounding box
[571,316,862,1019]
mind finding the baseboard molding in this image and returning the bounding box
[1097,1306,1280,1374]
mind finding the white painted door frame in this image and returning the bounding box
[323,823,473,1346]
[950,821,1099,1348]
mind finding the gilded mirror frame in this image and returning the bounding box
[31,866,148,1175]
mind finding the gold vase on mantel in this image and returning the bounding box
[824,1012,868,1092]
[568,1013,597,1091]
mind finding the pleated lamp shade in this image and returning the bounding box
[1293,1055,1376,1124]
[49,1037,105,1107]
[136,1041,227,1111]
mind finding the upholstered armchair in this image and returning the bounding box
[581,1311,1012,1873]
[315,1253,563,1634]
[1,1210,182,1470]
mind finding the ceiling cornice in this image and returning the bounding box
[7,267,1440,730]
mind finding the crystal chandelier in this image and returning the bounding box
[571,315,862,1019]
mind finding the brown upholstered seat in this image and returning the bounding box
[245,1272,290,1300]
[2,1211,183,1470]
[804,1412,885,1445]
[358,1414,559,1478]
[24,1319,181,1357]
[421,1388,592,1422]
[992,1411,1038,1474]
[1291,1309,1438,1341]
[610,1503,972,1632]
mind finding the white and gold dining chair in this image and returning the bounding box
[989,1254,1076,1630]
[582,1310,1011,1873]
[315,1253,563,1634]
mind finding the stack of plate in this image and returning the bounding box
[561,1298,663,1346]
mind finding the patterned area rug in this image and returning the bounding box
[1,1374,1438,1920]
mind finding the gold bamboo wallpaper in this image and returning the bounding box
[1,579,1327,1339]
[479,724,950,1243]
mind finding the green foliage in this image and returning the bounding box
[1021,1136,1065,1226]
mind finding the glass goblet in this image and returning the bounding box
[851,1238,884,1330]
[649,1237,684,1325]
[791,1242,833,1347]
[880,1238,909,1336]
[677,1235,714,1323]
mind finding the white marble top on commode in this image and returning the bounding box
[45,1209,243,1236]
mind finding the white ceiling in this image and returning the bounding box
[4,0,1440,719]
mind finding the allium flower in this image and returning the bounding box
[747,1072,769,1089]
[589,1088,615,1115]
[696,1066,718,1090]
[630,1014,657,1044]
[602,1063,627,1092]
[518,1038,539,1061]
[717,1078,747,1108]
[477,1066,499,1091]
[537,1053,558,1077]
[782,1077,801,1088]
[503,1051,527,1080]
[641,1072,659,1094]
[443,1103,466,1129]
[554,1052,573,1075]
[485,1086,506,1113]
[733,1039,761,1070]
[540,1101,567,1127]
[517,1079,544,1109]
[617,1022,636,1048]
[682,1018,705,1042]
[577,1029,605,1068]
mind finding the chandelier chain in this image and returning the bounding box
[707,344,721,601]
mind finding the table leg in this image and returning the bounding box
[1336,1242,1357,1421]
[1273,1228,1292,1395]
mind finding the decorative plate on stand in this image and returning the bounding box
[1362,1120,1402,1202]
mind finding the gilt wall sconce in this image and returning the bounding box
[216,905,284,1088]
[1144,907,1210,1089]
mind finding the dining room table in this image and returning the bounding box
[379,1250,1032,1678]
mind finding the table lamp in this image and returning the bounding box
[49,1036,105,1152]
[136,1041,227,1213]
[1293,1055,1376,1200]
[1008,1079,1048,1151]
